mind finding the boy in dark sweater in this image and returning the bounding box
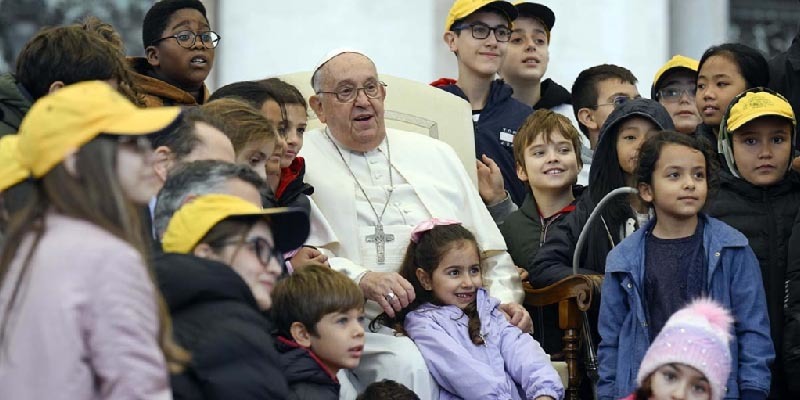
[271,265,366,400]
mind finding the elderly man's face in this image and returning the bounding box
[310,53,386,152]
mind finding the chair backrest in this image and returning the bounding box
[277,71,478,186]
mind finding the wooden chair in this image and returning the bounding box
[523,275,595,400]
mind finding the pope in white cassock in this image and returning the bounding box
[300,49,528,399]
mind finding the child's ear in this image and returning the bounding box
[416,268,433,291]
[577,108,599,132]
[443,31,458,53]
[192,243,215,259]
[309,95,326,124]
[638,182,654,203]
[48,81,65,94]
[516,164,529,182]
[290,322,313,348]
[145,45,160,68]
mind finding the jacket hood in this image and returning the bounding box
[154,252,259,313]
[534,78,571,109]
[591,98,674,183]
[0,73,33,134]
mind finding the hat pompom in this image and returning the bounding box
[665,298,733,345]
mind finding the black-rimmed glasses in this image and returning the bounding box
[152,30,220,49]
[222,236,281,268]
[452,22,512,42]
[317,81,387,103]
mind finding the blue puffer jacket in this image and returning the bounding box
[439,80,533,205]
[598,214,774,400]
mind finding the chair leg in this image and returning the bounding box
[563,327,581,400]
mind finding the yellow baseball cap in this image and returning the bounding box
[0,135,29,191]
[651,55,699,98]
[726,90,796,132]
[17,80,182,177]
[162,194,310,255]
[445,0,518,33]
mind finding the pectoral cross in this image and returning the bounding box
[365,224,395,264]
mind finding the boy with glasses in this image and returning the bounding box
[131,0,219,107]
[651,55,702,134]
[571,64,641,184]
[436,0,534,214]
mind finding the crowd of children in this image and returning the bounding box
[0,0,799,399]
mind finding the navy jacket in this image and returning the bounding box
[439,80,533,205]
[598,215,774,400]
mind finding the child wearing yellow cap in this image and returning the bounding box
[707,88,799,399]
[438,0,535,212]
[157,193,308,398]
[0,80,184,399]
[651,55,702,134]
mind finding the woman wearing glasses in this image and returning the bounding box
[131,0,221,107]
[651,55,702,134]
[157,193,309,399]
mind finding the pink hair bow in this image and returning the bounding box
[410,218,461,243]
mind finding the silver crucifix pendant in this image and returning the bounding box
[365,224,395,264]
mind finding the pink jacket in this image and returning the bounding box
[0,213,171,399]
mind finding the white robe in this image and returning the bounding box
[301,127,524,399]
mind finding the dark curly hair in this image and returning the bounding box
[142,0,207,49]
[635,130,720,206]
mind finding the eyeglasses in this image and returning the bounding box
[594,95,633,109]
[152,30,220,49]
[223,236,281,268]
[317,81,387,103]
[657,86,697,102]
[452,22,512,42]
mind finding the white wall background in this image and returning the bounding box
[213,0,728,97]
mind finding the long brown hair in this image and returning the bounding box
[0,136,189,372]
[371,224,485,345]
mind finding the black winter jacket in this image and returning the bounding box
[439,80,533,205]
[0,73,32,136]
[785,208,800,396]
[154,253,289,400]
[528,99,674,288]
[706,170,800,399]
[275,337,340,400]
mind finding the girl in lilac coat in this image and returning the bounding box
[372,218,563,400]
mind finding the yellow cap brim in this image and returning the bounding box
[726,91,796,132]
[102,106,182,136]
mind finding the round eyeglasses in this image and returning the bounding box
[152,30,220,49]
[222,236,282,269]
[452,22,512,42]
[317,81,387,103]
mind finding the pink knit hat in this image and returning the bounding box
[636,298,733,400]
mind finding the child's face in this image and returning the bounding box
[657,70,702,134]
[499,16,549,83]
[516,130,579,192]
[649,363,711,400]
[417,240,482,309]
[615,117,658,176]
[214,222,282,311]
[235,139,274,182]
[696,55,748,128]
[263,102,307,169]
[310,308,366,374]
[150,8,215,90]
[731,116,792,186]
[116,136,158,205]
[638,144,707,223]
[585,78,641,148]
[446,11,510,78]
